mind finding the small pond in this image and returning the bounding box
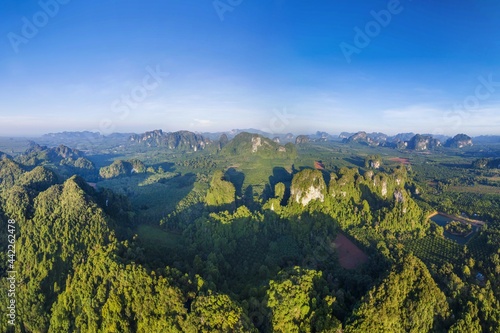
[430,213,478,245]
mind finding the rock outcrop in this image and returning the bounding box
[344,132,388,146]
[295,135,310,145]
[346,131,371,145]
[406,134,441,151]
[218,133,229,150]
[290,169,326,206]
[444,134,473,148]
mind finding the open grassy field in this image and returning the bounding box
[97,171,198,223]
[449,184,500,195]
[136,224,182,250]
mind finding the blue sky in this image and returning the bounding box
[1,0,500,136]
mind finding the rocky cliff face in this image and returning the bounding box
[391,132,415,142]
[251,136,263,152]
[345,131,388,146]
[339,132,354,139]
[296,185,325,206]
[406,134,441,151]
[129,130,209,151]
[290,169,326,206]
[472,158,500,169]
[295,135,310,145]
[346,131,371,144]
[218,134,229,150]
[445,134,473,148]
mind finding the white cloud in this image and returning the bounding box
[191,118,214,127]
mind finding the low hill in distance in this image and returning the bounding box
[221,132,296,158]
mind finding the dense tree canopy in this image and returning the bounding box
[345,255,449,333]
[1,140,499,332]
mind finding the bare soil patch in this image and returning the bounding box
[388,157,410,165]
[334,233,369,269]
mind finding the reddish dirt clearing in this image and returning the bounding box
[388,157,411,165]
[334,233,369,270]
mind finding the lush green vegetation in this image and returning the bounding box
[445,221,473,236]
[99,159,147,179]
[0,134,499,332]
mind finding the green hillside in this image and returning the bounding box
[0,137,499,332]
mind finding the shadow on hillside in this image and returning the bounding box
[151,162,175,173]
[243,185,260,210]
[86,153,124,168]
[343,157,365,168]
[174,208,377,330]
[439,162,471,169]
[97,171,196,225]
[261,167,293,203]
[225,167,245,197]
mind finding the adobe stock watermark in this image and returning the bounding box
[97,64,169,135]
[7,0,71,54]
[5,219,17,326]
[340,0,411,64]
[261,108,296,135]
[213,0,243,21]
[442,74,500,131]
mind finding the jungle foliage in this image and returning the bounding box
[0,135,499,333]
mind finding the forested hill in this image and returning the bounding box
[1,146,500,332]
[14,143,96,181]
[221,132,296,158]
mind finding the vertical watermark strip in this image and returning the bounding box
[6,219,17,326]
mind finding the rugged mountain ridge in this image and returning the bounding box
[17,143,94,168]
[129,130,210,151]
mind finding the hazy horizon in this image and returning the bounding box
[1,1,500,136]
[0,127,496,140]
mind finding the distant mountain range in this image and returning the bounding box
[337,132,475,151]
[29,129,500,154]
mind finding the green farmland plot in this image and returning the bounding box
[405,235,464,268]
[97,171,198,223]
